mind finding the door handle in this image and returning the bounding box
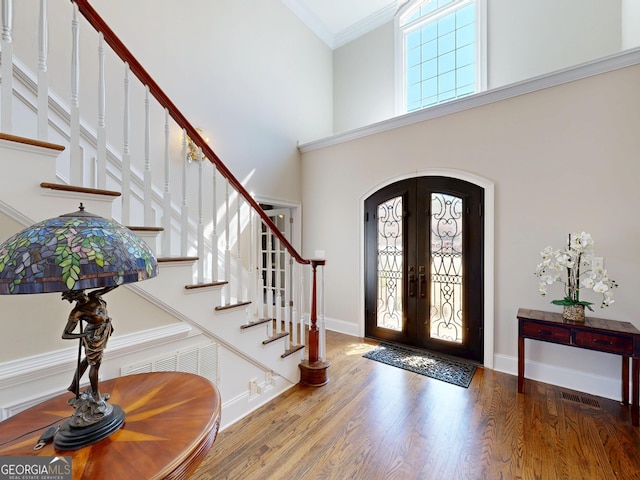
[408,266,416,297]
[419,266,426,298]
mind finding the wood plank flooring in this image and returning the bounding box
[192,330,640,479]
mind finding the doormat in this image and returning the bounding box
[363,343,477,388]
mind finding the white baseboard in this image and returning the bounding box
[324,316,360,337]
[493,353,622,402]
[220,377,295,430]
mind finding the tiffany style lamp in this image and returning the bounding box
[0,204,158,450]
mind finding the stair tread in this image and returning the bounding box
[281,344,305,358]
[157,256,199,262]
[184,281,227,290]
[214,300,251,311]
[1,132,65,151]
[262,332,289,345]
[240,318,273,329]
[40,181,121,197]
[128,226,164,232]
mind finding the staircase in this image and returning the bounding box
[0,0,328,428]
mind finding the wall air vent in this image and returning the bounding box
[121,343,218,386]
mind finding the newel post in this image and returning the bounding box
[299,259,330,386]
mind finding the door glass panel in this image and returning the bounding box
[261,209,289,308]
[430,193,463,343]
[377,196,403,331]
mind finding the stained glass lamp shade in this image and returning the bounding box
[0,204,158,450]
[0,204,157,294]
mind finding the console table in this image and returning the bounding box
[517,308,640,426]
[0,372,221,479]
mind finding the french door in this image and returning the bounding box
[260,206,292,310]
[364,176,484,362]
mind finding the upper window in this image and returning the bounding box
[396,0,484,113]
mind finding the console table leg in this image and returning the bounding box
[622,356,629,406]
[633,357,639,427]
[518,336,524,393]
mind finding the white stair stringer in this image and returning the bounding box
[138,267,305,383]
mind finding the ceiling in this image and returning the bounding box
[281,0,408,49]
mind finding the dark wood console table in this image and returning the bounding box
[517,308,640,426]
[0,372,221,479]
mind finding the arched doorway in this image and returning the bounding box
[364,176,484,362]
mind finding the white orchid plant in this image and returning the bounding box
[534,232,618,310]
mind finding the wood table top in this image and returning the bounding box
[0,371,221,480]
[517,307,640,335]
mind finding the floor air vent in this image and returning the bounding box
[561,391,600,408]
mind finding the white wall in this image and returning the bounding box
[333,22,395,134]
[488,0,621,87]
[622,0,640,48]
[333,0,623,133]
[300,62,640,400]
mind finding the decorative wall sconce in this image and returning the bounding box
[186,128,209,163]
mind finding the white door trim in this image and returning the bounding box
[359,168,495,368]
[253,196,302,253]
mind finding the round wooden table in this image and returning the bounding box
[0,372,221,479]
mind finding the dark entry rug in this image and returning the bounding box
[363,343,477,388]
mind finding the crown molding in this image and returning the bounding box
[334,2,403,49]
[281,0,336,48]
[282,0,405,50]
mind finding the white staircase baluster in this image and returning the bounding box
[249,209,257,317]
[236,196,242,301]
[274,235,281,334]
[291,259,298,345]
[37,0,48,140]
[224,180,230,304]
[180,129,188,256]
[257,219,265,318]
[162,108,171,256]
[277,256,282,341]
[284,252,292,348]
[96,32,106,188]
[144,87,153,225]
[121,62,131,225]
[70,3,81,185]
[255,215,261,318]
[1,0,12,133]
[211,164,218,281]
[197,151,204,283]
[298,263,305,349]
[266,226,273,319]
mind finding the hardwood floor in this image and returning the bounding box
[193,330,640,479]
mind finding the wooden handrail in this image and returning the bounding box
[72,0,310,265]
